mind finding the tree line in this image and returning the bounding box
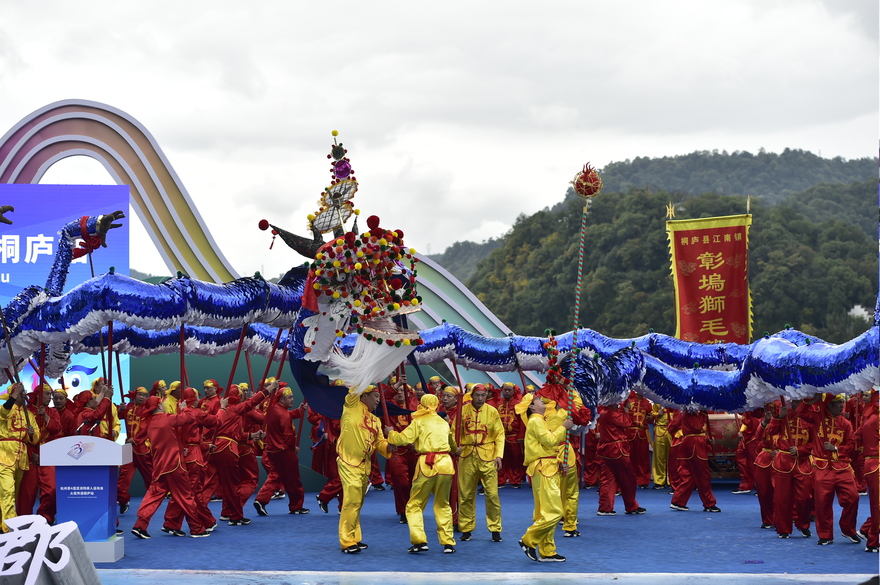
[460,180,876,344]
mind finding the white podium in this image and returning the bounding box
[41,436,132,562]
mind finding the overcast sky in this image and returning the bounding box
[1,0,877,280]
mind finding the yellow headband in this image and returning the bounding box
[413,394,439,418]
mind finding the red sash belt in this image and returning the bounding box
[421,451,449,467]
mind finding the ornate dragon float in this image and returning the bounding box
[0,133,876,416]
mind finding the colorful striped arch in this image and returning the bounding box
[0,99,238,282]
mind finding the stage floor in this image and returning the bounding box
[97,570,877,585]
[95,481,878,582]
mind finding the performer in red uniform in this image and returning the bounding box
[596,403,642,515]
[752,406,775,529]
[254,380,285,501]
[846,392,869,493]
[797,394,860,545]
[116,389,138,514]
[314,380,345,513]
[235,383,263,514]
[211,382,275,525]
[854,390,878,553]
[162,388,218,535]
[439,385,462,524]
[199,379,222,503]
[254,385,309,515]
[493,383,526,489]
[428,376,444,397]
[72,386,112,437]
[768,399,814,538]
[116,387,153,515]
[581,425,600,489]
[16,385,61,523]
[669,409,720,512]
[665,408,683,494]
[383,381,417,523]
[150,380,166,397]
[623,391,652,488]
[314,414,344,512]
[733,409,762,493]
[131,396,217,538]
[52,388,76,437]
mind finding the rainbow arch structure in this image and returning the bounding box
[0,99,238,282]
[0,99,542,386]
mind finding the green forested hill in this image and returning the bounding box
[428,150,876,284]
[463,182,877,344]
[428,238,504,280]
[599,149,876,203]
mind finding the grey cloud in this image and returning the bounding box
[0,29,24,77]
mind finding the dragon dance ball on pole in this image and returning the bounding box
[563,163,603,475]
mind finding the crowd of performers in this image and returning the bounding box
[1,373,877,560]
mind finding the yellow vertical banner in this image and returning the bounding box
[666,214,753,343]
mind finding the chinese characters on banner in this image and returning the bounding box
[666,214,752,344]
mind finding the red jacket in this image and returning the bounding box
[623,394,651,440]
[148,409,218,477]
[212,391,267,456]
[73,398,111,437]
[120,401,153,455]
[54,404,77,437]
[596,405,631,459]
[855,410,878,476]
[796,401,855,471]
[495,397,525,444]
[669,411,709,460]
[768,411,812,475]
[264,401,299,453]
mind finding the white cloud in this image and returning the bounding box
[0,0,875,278]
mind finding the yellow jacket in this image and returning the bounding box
[337,392,389,468]
[99,402,122,440]
[388,413,457,477]
[524,412,567,478]
[544,399,577,462]
[0,400,41,469]
[652,403,671,438]
[459,402,504,461]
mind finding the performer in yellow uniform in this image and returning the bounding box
[337,385,390,553]
[0,383,40,532]
[538,390,590,537]
[516,393,571,562]
[457,384,505,542]
[162,381,181,415]
[90,378,121,440]
[386,394,458,554]
[651,403,673,489]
